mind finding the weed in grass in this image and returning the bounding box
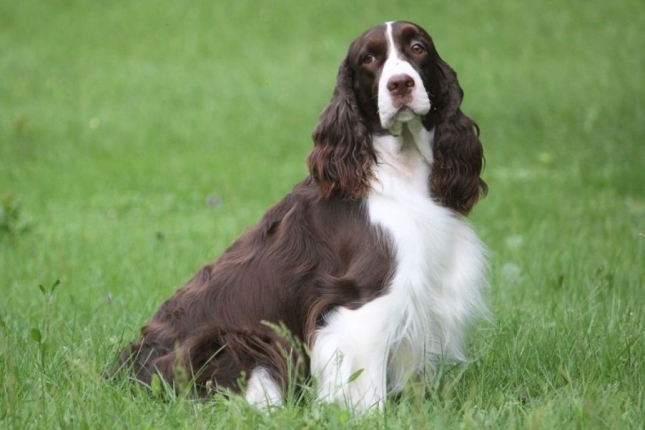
[0,193,32,241]
[28,280,60,419]
[260,320,312,407]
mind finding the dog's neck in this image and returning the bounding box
[371,117,435,197]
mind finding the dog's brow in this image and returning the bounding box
[363,36,383,51]
[400,25,420,38]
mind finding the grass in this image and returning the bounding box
[1,0,644,428]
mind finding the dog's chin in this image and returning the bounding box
[381,107,423,135]
[394,107,417,123]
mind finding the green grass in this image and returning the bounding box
[1,0,644,428]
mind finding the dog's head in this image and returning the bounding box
[308,21,487,214]
[348,21,437,134]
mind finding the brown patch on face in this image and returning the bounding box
[343,25,387,133]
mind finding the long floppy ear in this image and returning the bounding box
[307,58,375,200]
[430,57,488,215]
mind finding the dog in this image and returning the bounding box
[115,20,488,413]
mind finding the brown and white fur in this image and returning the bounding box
[114,21,488,413]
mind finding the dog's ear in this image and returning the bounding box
[308,58,375,200]
[430,57,487,215]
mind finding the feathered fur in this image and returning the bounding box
[113,21,488,414]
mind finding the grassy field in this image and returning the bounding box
[1,0,644,428]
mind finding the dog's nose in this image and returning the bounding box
[386,74,415,96]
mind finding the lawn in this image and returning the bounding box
[1,0,644,428]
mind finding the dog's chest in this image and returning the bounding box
[367,159,462,377]
[367,169,456,302]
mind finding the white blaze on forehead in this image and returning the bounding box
[377,22,432,133]
[385,21,398,59]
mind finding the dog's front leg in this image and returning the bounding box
[310,296,391,413]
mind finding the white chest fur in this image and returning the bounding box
[311,123,487,412]
[368,133,487,391]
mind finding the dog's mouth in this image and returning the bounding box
[393,106,416,122]
[381,107,418,136]
[379,92,431,133]
[383,105,426,130]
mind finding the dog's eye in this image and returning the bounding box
[362,54,375,64]
[411,43,426,55]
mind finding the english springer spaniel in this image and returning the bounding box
[115,21,488,413]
